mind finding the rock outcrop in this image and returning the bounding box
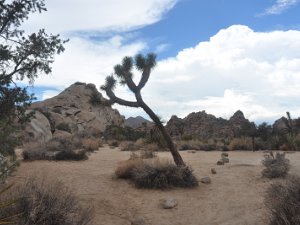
[25,82,124,141]
[124,116,153,129]
[166,110,252,139]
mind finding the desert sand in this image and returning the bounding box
[10,147,300,225]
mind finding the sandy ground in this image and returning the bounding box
[10,147,300,225]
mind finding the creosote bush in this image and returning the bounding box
[1,177,93,225]
[22,136,88,161]
[132,159,198,189]
[115,157,198,189]
[262,152,290,178]
[229,137,252,150]
[265,175,300,225]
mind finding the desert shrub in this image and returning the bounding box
[254,138,269,150]
[262,152,290,178]
[104,125,146,141]
[132,160,198,189]
[89,91,102,106]
[55,149,87,161]
[1,177,93,225]
[199,144,216,151]
[0,154,18,183]
[181,134,193,141]
[56,122,71,133]
[140,149,157,159]
[229,137,252,150]
[22,138,88,161]
[271,135,286,150]
[265,176,300,225]
[108,140,119,148]
[120,141,137,151]
[82,138,101,151]
[115,159,144,179]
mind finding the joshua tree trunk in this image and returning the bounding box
[101,53,186,167]
[135,92,185,166]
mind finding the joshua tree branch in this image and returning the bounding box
[137,68,150,90]
[105,88,139,108]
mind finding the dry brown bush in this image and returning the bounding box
[131,159,198,189]
[262,152,290,178]
[229,137,252,150]
[115,159,144,179]
[1,177,93,225]
[119,141,137,151]
[82,138,101,151]
[265,175,300,225]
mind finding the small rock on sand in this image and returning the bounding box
[162,198,178,209]
[201,176,211,184]
[217,160,224,165]
[211,168,216,174]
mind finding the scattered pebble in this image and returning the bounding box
[217,160,224,165]
[221,152,229,157]
[162,198,178,209]
[200,176,211,184]
[211,168,216,174]
[131,218,147,225]
[221,157,229,163]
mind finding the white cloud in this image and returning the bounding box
[31,25,300,124]
[33,35,146,89]
[134,25,300,122]
[262,0,299,15]
[22,0,178,34]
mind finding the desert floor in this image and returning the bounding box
[10,147,300,225]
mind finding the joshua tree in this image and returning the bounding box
[101,53,185,166]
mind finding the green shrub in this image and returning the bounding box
[265,176,300,225]
[262,152,290,178]
[132,160,198,189]
[89,91,102,106]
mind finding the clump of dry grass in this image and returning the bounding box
[1,177,93,225]
[82,138,102,151]
[115,159,144,179]
[229,137,252,150]
[262,152,290,178]
[115,155,198,189]
[131,159,198,189]
[119,141,138,151]
[265,175,300,225]
[22,136,88,161]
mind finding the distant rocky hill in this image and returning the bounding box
[23,82,124,141]
[124,116,153,129]
[166,110,253,139]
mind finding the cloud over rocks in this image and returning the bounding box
[30,25,300,123]
[140,25,300,122]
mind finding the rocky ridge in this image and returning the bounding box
[166,110,253,139]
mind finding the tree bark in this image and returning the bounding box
[135,92,185,167]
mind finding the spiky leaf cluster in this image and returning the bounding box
[102,53,157,95]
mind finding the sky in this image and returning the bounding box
[21,0,300,124]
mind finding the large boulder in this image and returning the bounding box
[23,82,124,142]
[23,110,52,142]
